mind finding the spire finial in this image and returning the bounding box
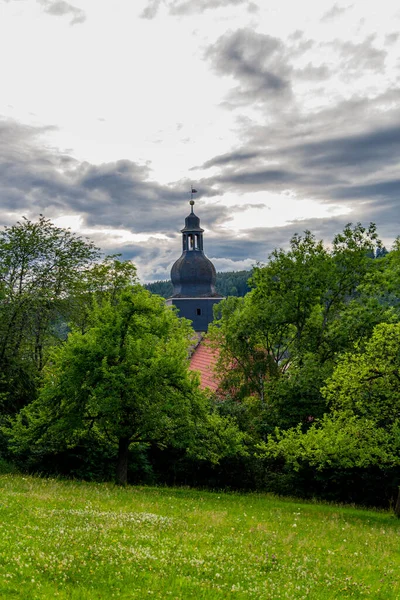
[190,185,197,202]
[189,199,195,213]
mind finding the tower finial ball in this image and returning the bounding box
[190,200,195,205]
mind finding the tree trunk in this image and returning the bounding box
[395,487,400,518]
[116,436,130,486]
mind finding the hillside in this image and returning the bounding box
[1,474,399,599]
[145,269,252,298]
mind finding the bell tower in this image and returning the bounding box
[166,199,223,332]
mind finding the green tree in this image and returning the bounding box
[359,237,400,319]
[209,224,384,435]
[7,288,244,484]
[0,216,99,414]
[259,322,400,513]
[209,230,331,437]
[323,322,400,425]
[68,255,139,334]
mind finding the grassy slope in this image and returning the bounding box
[0,475,399,599]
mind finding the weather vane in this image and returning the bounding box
[190,185,197,210]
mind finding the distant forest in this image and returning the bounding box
[145,270,252,298]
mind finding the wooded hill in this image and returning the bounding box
[145,270,252,298]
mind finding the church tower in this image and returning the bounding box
[166,199,223,332]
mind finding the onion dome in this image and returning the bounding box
[170,201,219,298]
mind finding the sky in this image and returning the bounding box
[1,0,400,282]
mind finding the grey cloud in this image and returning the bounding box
[169,0,253,16]
[75,165,225,233]
[205,28,292,105]
[201,122,400,197]
[216,87,400,172]
[0,118,228,237]
[287,32,315,56]
[2,73,400,282]
[293,89,400,145]
[200,150,260,169]
[292,125,400,174]
[284,34,387,82]
[208,239,265,264]
[216,168,299,188]
[203,218,352,267]
[97,239,177,283]
[321,3,352,22]
[292,33,384,84]
[233,202,266,210]
[385,33,399,46]
[207,209,398,271]
[140,0,162,19]
[0,119,79,212]
[294,63,331,81]
[332,179,400,202]
[289,30,306,42]
[204,28,342,108]
[38,0,86,25]
[196,96,400,248]
[140,0,252,19]
[334,35,387,75]
[0,117,237,281]
[0,122,252,282]
[203,29,387,114]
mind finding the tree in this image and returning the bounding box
[209,294,285,405]
[7,287,244,485]
[0,216,99,414]
[322,322,400,425]
[208,224,384,434]
[259,322,400,513]
[68,255,139,334]
[359,237,400,319]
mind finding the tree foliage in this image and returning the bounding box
[209,224,384,437]
[258,322,400,512]
[6,287,245,484]
[323,322,400,425]
[259,413,399,471]
[0,216,99,414]
[68,255,139,333]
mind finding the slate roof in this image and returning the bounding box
[189,340,220,392]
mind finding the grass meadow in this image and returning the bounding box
[0,474,399,599]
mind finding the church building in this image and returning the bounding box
[166,199,223,332]
[166,199,223,391]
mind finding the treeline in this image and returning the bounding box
[145,270,252,298]
[1,216,400,512]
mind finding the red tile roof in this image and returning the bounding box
[189,340,220,392]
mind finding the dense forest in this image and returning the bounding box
[145,270,252,298]
[1,216,399,513]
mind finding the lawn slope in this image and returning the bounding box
[0,475,399,599]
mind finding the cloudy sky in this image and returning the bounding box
[1,0,400,281]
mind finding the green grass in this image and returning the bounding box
[0,475,399,599]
